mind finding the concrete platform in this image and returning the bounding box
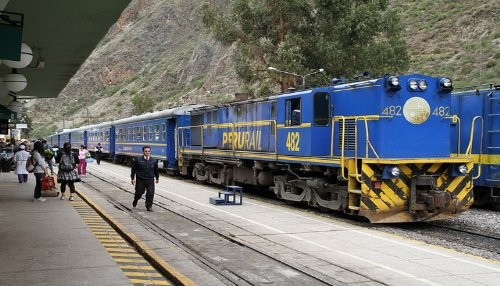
[0,173,133,286]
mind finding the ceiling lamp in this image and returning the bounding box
[4,69,28,92]
[8,99,22,114]
[3,43,33,69]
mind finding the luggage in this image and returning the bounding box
[41,175,59,197]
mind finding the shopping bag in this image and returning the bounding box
[41,175,59,197]
[86,157,94,163]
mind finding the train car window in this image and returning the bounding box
[236,105,247,122]
[206,112,212,135]
[313,92,330,126]
[271,101,277,119]
[190,114,203,146]
[105,131,109,141]
[248,103,255,122]
[286,98,301,126]
[154,124,160,141]
[148,125,152,141]
[135,127,140,141]
[212,111,218,123]
[161,124,166,141]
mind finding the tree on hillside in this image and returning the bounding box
[131,94,154,115]
[202,0,409,94]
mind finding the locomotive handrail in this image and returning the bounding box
[332,115,387,181]
[465,116,484,180]
[331,116,347,179]
[178,120,278,156]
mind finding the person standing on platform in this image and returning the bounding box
[32,141,50,202]
[94,143,103,165]
[77,145,89,176]
[14,144,30,183]
[131,146,159,211]
[56,142,80,201]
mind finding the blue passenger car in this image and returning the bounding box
[114,106,202,170]
[58,130,71,146]
[451,85,500,206]
[69,127,87,151]
[86,122,114,158]
[180,74,474,223]
[47,134,59,147]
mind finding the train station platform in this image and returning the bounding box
[0,174,132,285]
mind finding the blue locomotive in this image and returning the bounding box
[178,74,474,223]
[50,74,475,223]
[451,85,500,206]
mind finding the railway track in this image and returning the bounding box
[81,171,349,286]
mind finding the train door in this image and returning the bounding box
[278,97,305,155]
[166,118,177,169]
[311,91,332,156]
[109,126,115,156]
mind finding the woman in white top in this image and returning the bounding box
[77,145,89,176]
[14,144,30,183]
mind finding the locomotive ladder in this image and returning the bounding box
[332,115,392,212]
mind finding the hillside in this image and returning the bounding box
[28,0,499,138]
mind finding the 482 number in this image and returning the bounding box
[286,132,300,152]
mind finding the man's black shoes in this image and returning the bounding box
[146,207,153,212]
[132,199,138,208]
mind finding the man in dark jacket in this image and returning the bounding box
[131,146,159,211]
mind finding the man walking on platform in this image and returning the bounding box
[94,143,103,165]
[131,146,159,211]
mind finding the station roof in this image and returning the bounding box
[0,0,131,108]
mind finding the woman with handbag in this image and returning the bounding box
[56,142,80,201]
[32,141,50,202]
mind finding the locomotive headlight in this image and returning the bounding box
[457,164,468,174]
[450,163,468,176]
[418,80,427,91]
[409,79,418,91]
[382,165,401,179]
[390,167,401,177]
[438,77,453,93]
[385,76,401,92]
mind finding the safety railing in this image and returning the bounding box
[465,116,484,180]
[331,115,388,181]
[178,120,278,157]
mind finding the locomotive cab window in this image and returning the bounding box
[286,98,301,126]
[313,92,330,126]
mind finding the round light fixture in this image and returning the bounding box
[3,43,33,69]
[8,100,22,113]
[4,71,27,92]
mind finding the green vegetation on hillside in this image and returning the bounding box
[391,0,498,87]
[202,0,409,94]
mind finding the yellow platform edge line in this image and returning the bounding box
[75,189,195,286]
[129,278,170,285]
